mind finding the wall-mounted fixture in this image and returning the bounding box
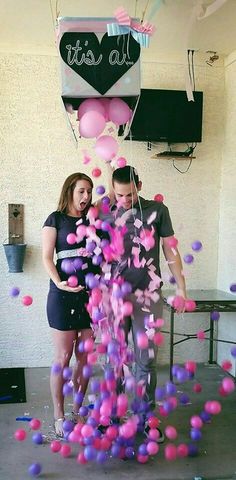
[3,204,27,273]
[206,51,219,66]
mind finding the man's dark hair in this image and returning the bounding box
[112,165,139,186]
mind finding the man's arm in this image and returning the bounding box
[162,236,187,301]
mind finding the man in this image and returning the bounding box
[101,165,186,438]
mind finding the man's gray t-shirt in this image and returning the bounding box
[104,196,174,291]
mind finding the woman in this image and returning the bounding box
[42,172,96,437]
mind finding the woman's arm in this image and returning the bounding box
[42,226,84,292]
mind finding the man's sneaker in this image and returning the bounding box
[144,424,165,443]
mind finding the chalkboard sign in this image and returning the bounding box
[59,32,140,96]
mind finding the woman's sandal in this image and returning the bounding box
[71,412,86,424]
[54,417,65,437]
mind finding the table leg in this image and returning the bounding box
[169,307,174,380]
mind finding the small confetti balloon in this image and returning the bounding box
[66,233,77,245]
[183,254,194,264]
[96,185,106,195]
[14,428,27,441]
[29,418,41,430]
[32,433,43,445]
[117,157,127,168]
[67,275,78,287]
[50,440,62,452]
[9,286,20,297]
[28,463,42,477]
[230,346,236,357]
[92,168,102,177]
[230,283,236,293]
[191,240,202,251]
[22,295,33,306]
[211,311,220,321]
[167,236,178,248]
[154,193,164,203]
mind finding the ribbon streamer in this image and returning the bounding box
[184,0,228,101]
[107,6,155,48]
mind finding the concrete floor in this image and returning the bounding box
[0,364,236,480]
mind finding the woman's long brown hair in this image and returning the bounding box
[57,172,93,215]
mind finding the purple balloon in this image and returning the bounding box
[183,254,194,264]
[102,196,110,205]
[188,444,199,457]
[191,240,202,251]
[73,258,83,270]
[169,275,176,285]
[211,311,220,321]
[79,405,89,417]
[63,419,74,432]
[84,445,97,461]
[28,463,42,476]
[32,433,43,445]
[96,185,106,195]
[83,364,93,379]
[104,369,115,381]
[155,386,165,400]
[101,221,111,232]
[111,443,121,457]
[121,281,132,295]
[96,451,109,464]
[51,363,62,375]
[85,274,100,289]
[230,283,236,293]
[90,378,100,394]
[92,255,103,266]
[74,391,84,404]
[9,286,20,297]
[190,428,202,441]
[230,346,236,357]
[125,446,135,459]
[165,381,177,396]
[200,410,211,423]
[61,258,75,274]
[63,382,73,396]
[138,443,148,456]
[63,366,72,380]
[179,393,190,405]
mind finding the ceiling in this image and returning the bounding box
[0,0,236,60]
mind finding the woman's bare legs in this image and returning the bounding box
[50,329,76,424]
[72,328,94,414]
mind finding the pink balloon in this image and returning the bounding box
[67,233,77,245]
[222,377,235,393]
[22,295,33,306]
[165,425,177,440]
[137,332,149,349]
[108,98,132,126]
[60,444,71,457]
[92,167,102,178]
[94,135,119,161]
[79,110,106,138]
[165,443,177,461]
[121,301,133,316]
[177,443,188,457]
[67,275,78,287]
[117,157,127,168]
[99,97,111,121]
[77,98,105,120]
[190,415,203,429]
[147,441,159,455]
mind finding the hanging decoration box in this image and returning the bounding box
[57,16,141,105]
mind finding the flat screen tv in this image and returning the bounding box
[120,89,203,143]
